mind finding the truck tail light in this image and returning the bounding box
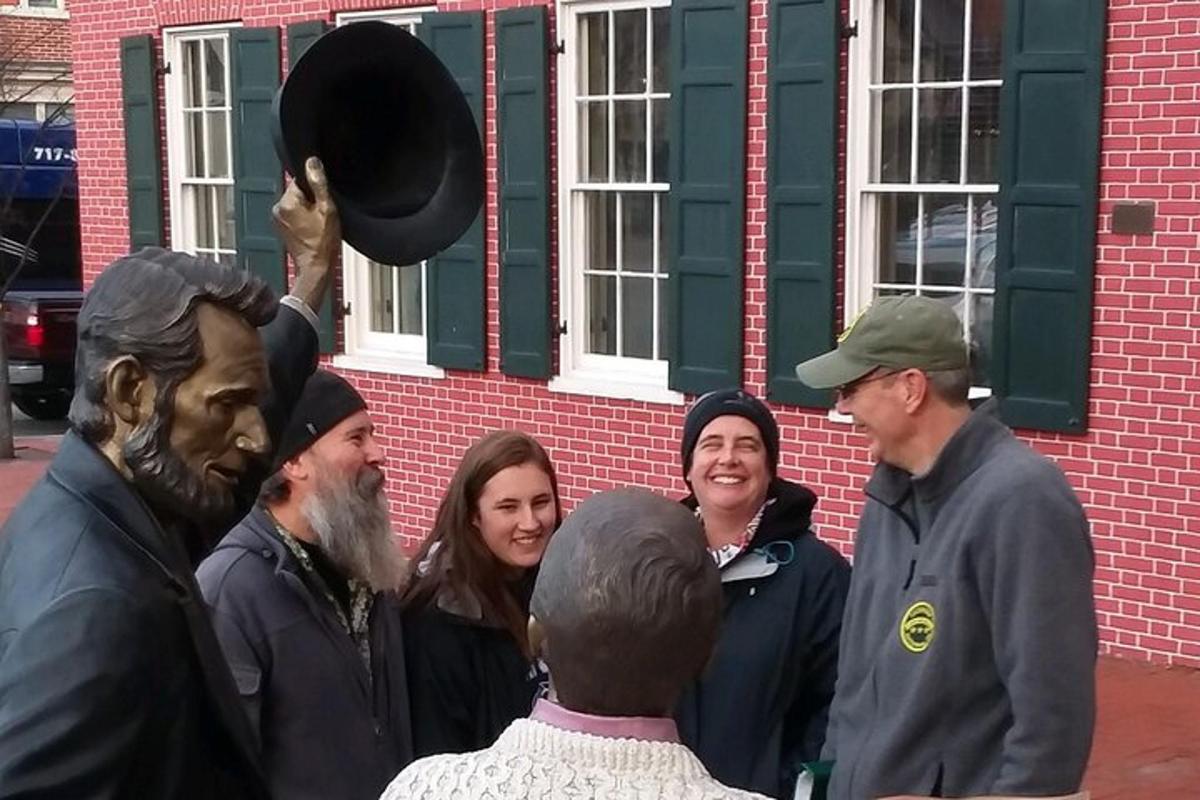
[24,314,43,348]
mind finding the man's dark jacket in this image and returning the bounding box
[676,478,851,799]
[196,505,414,800]
[0,307,316,799]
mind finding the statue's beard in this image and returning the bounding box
[123,408,237,533]
[301,462,404,593]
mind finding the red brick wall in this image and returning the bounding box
[68,0,1200,667]
[2,14,72,64]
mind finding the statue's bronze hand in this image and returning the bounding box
[273,156,340,311]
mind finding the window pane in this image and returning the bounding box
[877,193,919,285]
[579,13,608,95]
[656,275,668,358]
[621,193,653,272]
[205,39,227,107]
[369,261,395,333]
[922,194,967,287]
[622,276,654,358]
[967,87,1000,184]
[614,10,647,94]
[614,100,647,182]
[881,0,915,83]
[207,110,230,178]
[587,275,617,355]
[970,293,993,385]
[183,41,201,107]
[875,89,912,183]
[194,186,216,249]
[0,102,37,120]
[651,98,669,183]
[216,185,235,250]
[651,8,669,92]
[579,101,609,182]
[397,264,423,335]
[585,193,616,270]
[920,0,965,81]
[917,88,961,183]
[656,194,669,275]
[970,0,1004,80]
[971,197,998,288]
[185,111,205,177]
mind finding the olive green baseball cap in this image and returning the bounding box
[794,295,969,389]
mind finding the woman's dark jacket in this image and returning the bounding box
[0,306,316,799]
[402,577,542,757]
[676,477,851,799]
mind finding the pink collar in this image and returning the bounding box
[529,699,680,743]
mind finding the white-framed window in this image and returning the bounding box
[551,0,682,405]
[2,0,67,19]
[846,0,1003,390]
[163,24,240,267]
[331,8,445,379]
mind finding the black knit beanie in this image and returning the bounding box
[271,369,368,471]
[680,389,780,479]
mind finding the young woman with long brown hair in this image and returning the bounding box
[401,430,562,757]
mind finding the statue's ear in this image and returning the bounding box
[103,355,157,426]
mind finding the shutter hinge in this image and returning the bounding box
[840,19,859,39]
[557,320,568,335]
[157,60,172,77]
[551,39,565,56]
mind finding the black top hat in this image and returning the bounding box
[272,21,484,266]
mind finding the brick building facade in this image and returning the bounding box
[1,0,72,121]
[67,0,1200,667]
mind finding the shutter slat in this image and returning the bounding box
[421,12,487,372]
[497,7,551,379]
[993,0,1106,433]
[667,0,748,394]
[765,0,838,407]
[286,20,336,352]
[120,35,164,250]
[231,28,285,296]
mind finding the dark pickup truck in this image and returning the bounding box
[0,118,81,420]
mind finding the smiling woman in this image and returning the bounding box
[400,431,563,758]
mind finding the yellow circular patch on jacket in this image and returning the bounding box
[899,601,936,653]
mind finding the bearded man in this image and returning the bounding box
[197,370,412,800]
[0,158,338,799]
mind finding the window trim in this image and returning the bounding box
[1,0,68,20]
[162,23,242,264]
[552,0,683,406]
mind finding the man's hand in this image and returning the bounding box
[273,156,340,312]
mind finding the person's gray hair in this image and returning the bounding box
[69,247,276,444]
[530,487,723,717]
[925,366,971,406]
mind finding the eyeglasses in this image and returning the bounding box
[835,369,900,401]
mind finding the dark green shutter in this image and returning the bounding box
[231,28,285,296]
[993,0,1106,433]
[120,35,164,250]
[764,0,837,407]
[496,7,551,378]
[421,12,487,371]
[286,20,335,352]
[667,0,748,394]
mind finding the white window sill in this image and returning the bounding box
[826,385,993,425]
[331,353,446,380]
[1,7,68,19]
[549,371,685,406]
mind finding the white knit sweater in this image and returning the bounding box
[380,718,771,799]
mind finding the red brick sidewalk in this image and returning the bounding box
[0,435,1195,797]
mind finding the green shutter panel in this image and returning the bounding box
[120,35,164,250]
[667,0,748,394]
[496,7,551,379]
[231,28,285,296]
[764,0,838,407]
[286,21,336,352]
[421,12,487,371]
[993,0,1106,433]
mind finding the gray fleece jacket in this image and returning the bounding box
[823,400,1096,799]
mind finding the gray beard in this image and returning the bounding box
[301,465,405,593]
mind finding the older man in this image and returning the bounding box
[0,158,338,799]
[198,370,411,800]
[381,488,770,800]
[794,295,1096,800]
